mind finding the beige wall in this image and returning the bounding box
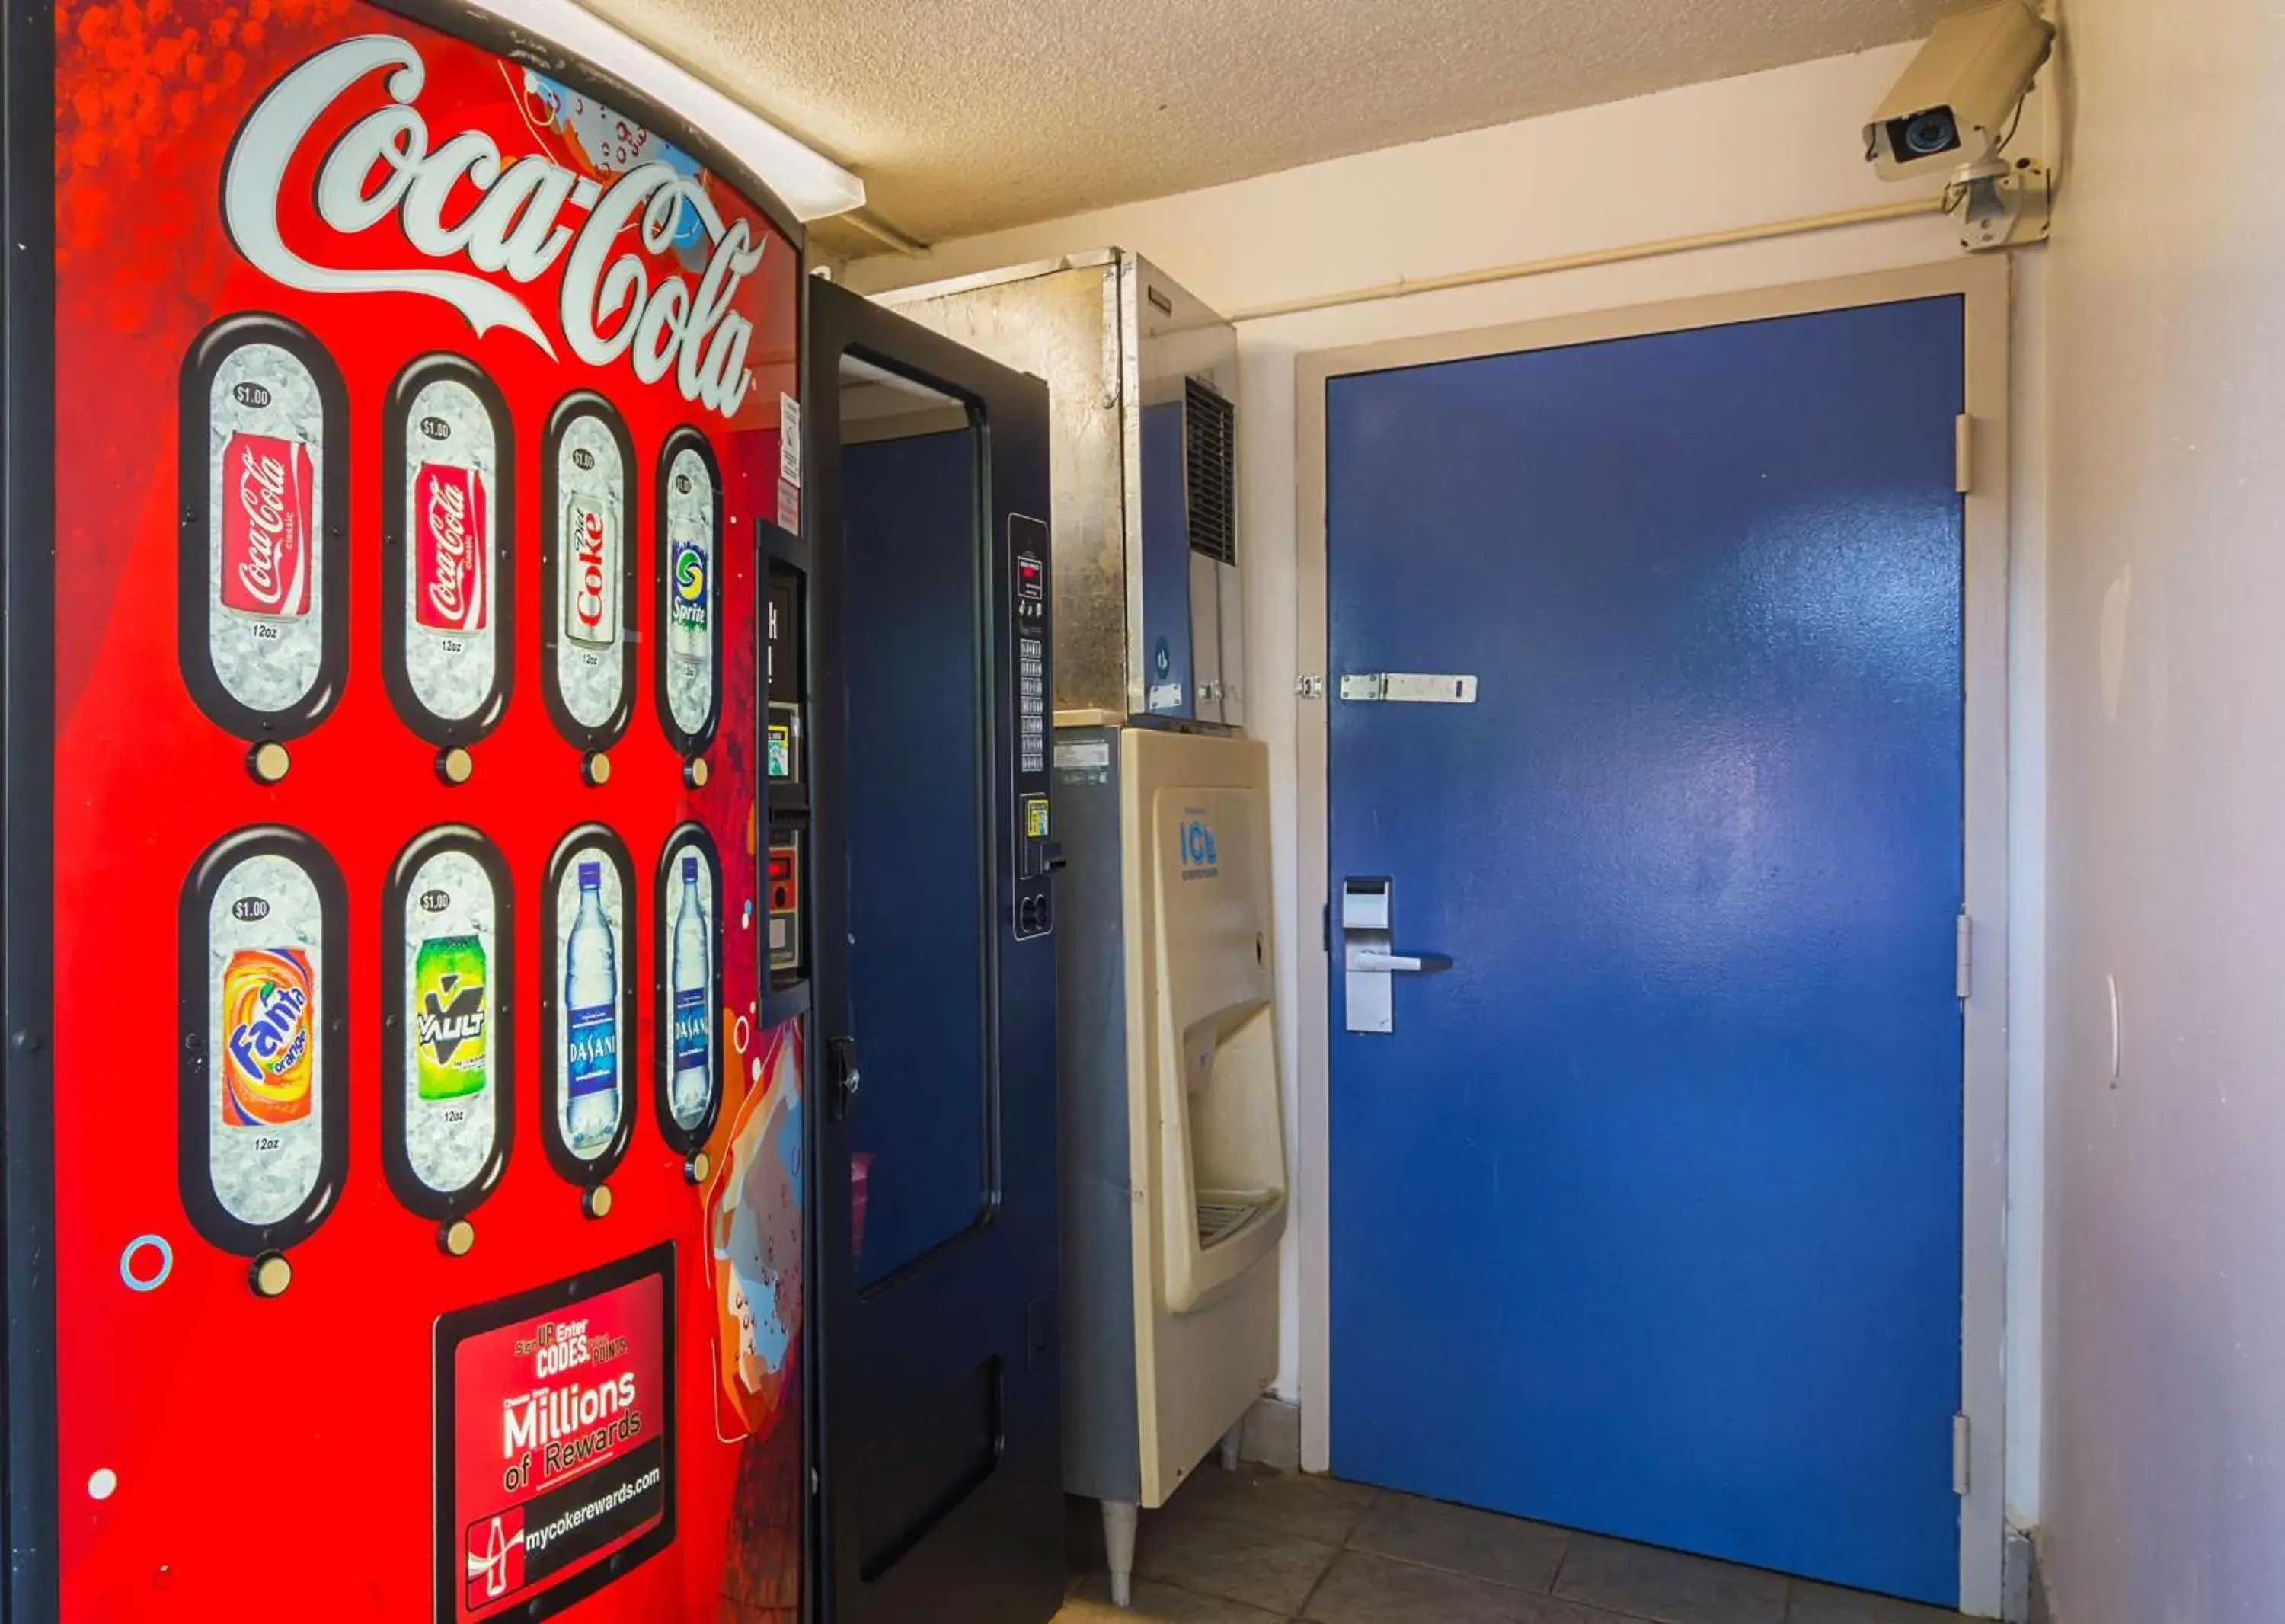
[850,40,2052,1566]
[2039,0,2285,1619]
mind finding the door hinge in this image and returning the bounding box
[1955,414,1976,494]
[1956,911,1973,1001]
[1296,674,1325,699]
[1952,1412,1971,1496]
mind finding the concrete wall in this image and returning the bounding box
[848,40,2051,1541]
[2039,0,2285,1619]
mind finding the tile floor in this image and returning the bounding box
[1053,1465,1967,1624]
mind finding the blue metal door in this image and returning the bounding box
[1326,299,1966,1606]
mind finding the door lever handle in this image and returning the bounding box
[829,1035,861,1121]
[1350,949,1452,975]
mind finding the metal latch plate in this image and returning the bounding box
[1338,673,1478,703]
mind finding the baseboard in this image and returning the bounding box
[1237,1395,1301,1472]
[2002,1523,2034,1623]
[2025,1526,2056,1624]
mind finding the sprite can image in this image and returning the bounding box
[414,933,489,1101]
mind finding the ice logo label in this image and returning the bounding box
[1178,815,1219,881]
[414,463,487,632]
[220,432,312,619]
[563,499,616,649]
[563,859,621,1154]
[222,36,769,420]
[222,947,315,1124]
[415,935,489,1101]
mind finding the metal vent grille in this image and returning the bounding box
[1196,1197,1261,1250]
[1184,377,1236,566]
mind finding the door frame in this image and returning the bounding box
[1293,257,2012,1614]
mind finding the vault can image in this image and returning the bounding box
[414,933,490,1102]
[221,946,315,1126]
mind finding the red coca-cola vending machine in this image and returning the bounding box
[2,2,813,1618]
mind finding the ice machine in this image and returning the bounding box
[1054,724,1286,1604]
[877,251,1244,727]
[880,255,1283,1610]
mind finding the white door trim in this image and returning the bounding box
[1292,257,2012,1616]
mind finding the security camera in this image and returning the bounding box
[1864,0,2053,180]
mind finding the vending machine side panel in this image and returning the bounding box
[14,5,810,1619]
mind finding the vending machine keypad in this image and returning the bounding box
[1011,519,1055,938]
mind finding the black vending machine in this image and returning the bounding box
[805,278,1066,1624]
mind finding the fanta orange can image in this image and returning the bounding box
[221,947,315,1126]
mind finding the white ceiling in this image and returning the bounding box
[576,0,1953,256]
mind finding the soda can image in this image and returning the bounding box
[219,431,314,619]
[542,395,635,749]
[414,934,489,1101]
[220,946,315,1127]
[383,356,513,744]
[183,828,347,1253]
[561,494,618,650]
[656,430,722,751]
[180,313,347,739]
[414,463,488,633]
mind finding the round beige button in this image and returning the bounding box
[582,1184,613,1220]
[441,1219,476,1257]
[249,1252,293,1298]
[583,751,612,788]
[248,742,290,784]
[686,1151,711,1185]
[438,746,475,785]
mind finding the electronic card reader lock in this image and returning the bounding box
[1341,877,1452,1034]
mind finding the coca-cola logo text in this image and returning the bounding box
[222,36,768,420]
[236,443,299,610]
[425,475,475,623]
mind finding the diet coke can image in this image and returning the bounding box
[541,392,637,751]
[382,355,514,745]
[176,825,349,1258]
[177,313,349,740]
[655,427,724,757]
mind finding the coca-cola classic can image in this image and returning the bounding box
[383,354,514,744]
[177,312,349,739]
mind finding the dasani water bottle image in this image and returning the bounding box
[670,852,711,1127]
[563,858,620,1154]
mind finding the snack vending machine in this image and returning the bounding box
[4,4,809,1618]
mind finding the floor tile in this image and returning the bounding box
[1055,1572,1290,1623]
[1789,1579,1966,1623]
[1552,1534,1788,1624]
[1347,1491,1569,1593]
[1170,1463,1382,1546]
[1133,1509,1341,1615]
[1536,1602,1670,1624]
[1301,1549,1539,1624]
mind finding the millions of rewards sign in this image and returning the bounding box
[446,1261,671,1619]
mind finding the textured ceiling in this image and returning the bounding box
[576,0,1953,256]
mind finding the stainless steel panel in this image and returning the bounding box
[880,251,1244,728]
[1187,549,1222,724]
[1215,557,1245,729]
[878,259,1136,716]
